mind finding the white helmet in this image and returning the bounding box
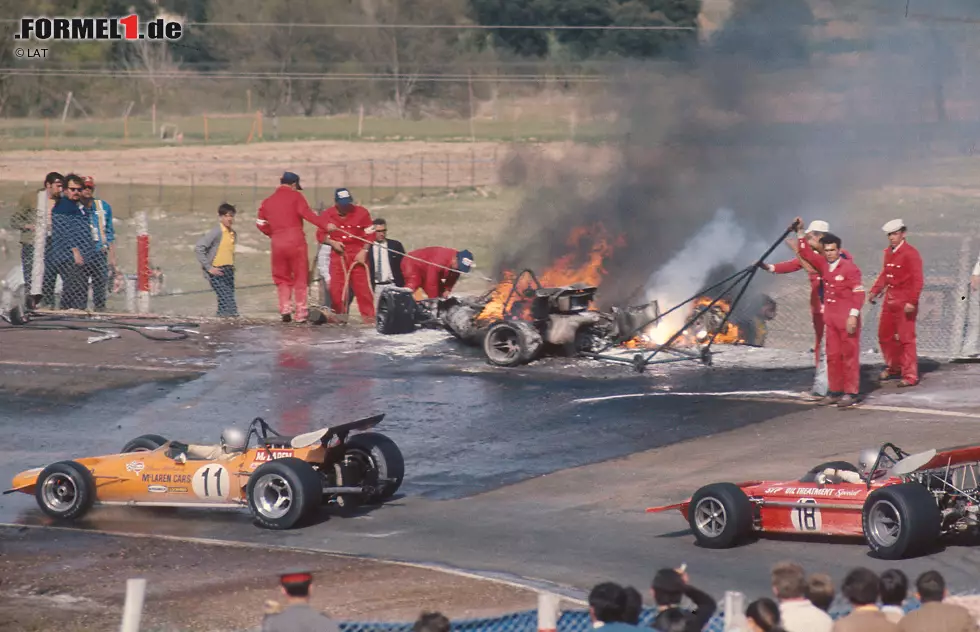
[220,427,247,453]
[857,448,878,475]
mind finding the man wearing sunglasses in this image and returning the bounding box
[49,174,97,310]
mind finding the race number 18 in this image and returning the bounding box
[791,498,822,532]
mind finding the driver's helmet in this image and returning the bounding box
[858,447,895,478]
[220,427,247,453]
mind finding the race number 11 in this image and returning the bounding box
[192,464,230,499]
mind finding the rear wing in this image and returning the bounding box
[288,414,387,449]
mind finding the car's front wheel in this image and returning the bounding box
[35,461,96,521]
[862,483,940,559]
[247,458,322,529]
[688,482,754,549]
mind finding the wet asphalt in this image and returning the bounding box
[3,326,979,600]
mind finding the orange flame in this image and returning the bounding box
[476,224,621,323]
[624,296,743,349]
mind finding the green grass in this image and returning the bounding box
[0,114,611,151]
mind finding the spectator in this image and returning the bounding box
[880,569,908,624]
[831,567,898,632]
[413,612,450,632]
[262,569,339,632]
[771,561,832,632]
[650,567,716,632]
[899,570,978,632]
[588,582,642,631]
[79,176,115,312]
[622,586,643,625]
[195,203,239,318]
[10,172,61,305]
[49,174,96,310]
[806,573,835,613]
[366,217,406,307]
[746,598,787,632]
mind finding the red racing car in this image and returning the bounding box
[647,442,980,559]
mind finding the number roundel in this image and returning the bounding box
[192,464,231,500]
[791,498,822,532]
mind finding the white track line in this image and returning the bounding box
[0,359,211,373]
[858,405,980,420]
[0,522,587,605]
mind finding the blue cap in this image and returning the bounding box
[456,249,474,273]
[334,188,353,206]
[281,172,303,190]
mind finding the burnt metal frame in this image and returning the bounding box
[581,224,796,373]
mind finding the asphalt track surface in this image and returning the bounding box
[3,326,980,600]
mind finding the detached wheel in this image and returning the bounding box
[376,288,417,335]
[343,432,405,503]
[35,461,96,521]
[483,321,543,367]
[122,434,168,453]
[247,457,323,530]
[688,482,754,549]
[863,482,940,559]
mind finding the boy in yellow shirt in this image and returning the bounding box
[195,204,239,317]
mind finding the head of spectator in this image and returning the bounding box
[413,612,450,632]
[652,609,688,632]
[880,569,908,608]
[805,573,835,612]
[371,218,388,242]
[81,176,95,204]
[770,561,807,602]
[651,569,685,609]
[915,570,946,604]
[746,598,785,632]
[44,171,63,199]
[277,569,314,604]
[841,567,880,608]
[63,174,85,203]
[280,171,303,191]
[589,582,628,624]
[334,187,354,214]
[622,585,643,625]
[218,203,237,229]
[819,233,843,264]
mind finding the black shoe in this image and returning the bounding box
[281,313,292,323]
[837,394,858,408]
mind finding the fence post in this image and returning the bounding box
[120,578,147,632]
[190,172,195,212]
[369,159,375,201]
[394,157,399,195]
[537,592,559,632]
[445,153,450,190]
[470,149,476,188]
[136,211,150,314]
[420,155,424,196]
[950,236,973,358]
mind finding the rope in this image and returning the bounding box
[0,315,197,341]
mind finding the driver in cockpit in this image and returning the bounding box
[173,427,247,462]
[816,448,895,485]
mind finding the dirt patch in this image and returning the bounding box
[0,526,545,632]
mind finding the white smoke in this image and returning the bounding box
[642,207,767,341]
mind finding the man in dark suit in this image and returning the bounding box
[366,218,406,307]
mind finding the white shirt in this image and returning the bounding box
[371,240,394,284]
[779,599,833,632]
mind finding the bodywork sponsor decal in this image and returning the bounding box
[126,461,145,473]
[142,473,192,484]
[253,449,294,462]
[147,485,167,493]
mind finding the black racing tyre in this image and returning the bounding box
[247,457,323,530]
[799,461,859,483]
[483,320,543,367]
[35,460,96,521]
[862,482,941,560]
[376,288,417,335]
[343,432,406,503]
[122,434,169,453]
[688,482,754,549]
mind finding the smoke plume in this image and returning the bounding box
[491,0,980,322]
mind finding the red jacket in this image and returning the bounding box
[799,246,866,322]
[402,247,460,298]
[772,237,852,310]
[256,186,325,238]
[869,240,924,308]
[316,204,372,257]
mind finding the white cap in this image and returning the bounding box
[882,219,905,234]
[806,220,830,233]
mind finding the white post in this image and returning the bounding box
[61,91,73,123]
[125,276,137,313]
[537,592,560,632]
[30,189,47,303]
[723,590,746,631]
[120,577,147,632]
[358,104,364,137]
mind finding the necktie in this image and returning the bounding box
[376,243,383,283]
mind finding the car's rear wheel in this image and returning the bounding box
[688,482,754,549]
[341,432,405,504]
[247,457,322,530]
[35,461,96,521]
[862,482,940,559]
[121,434,168,453]
[483,321,542,367]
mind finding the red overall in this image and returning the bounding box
[870,240,924,385]
[402,247,460,298]
[772,238,852,366]
[256,186,325,321]
[799,246,866,395]
[316,204,374,319]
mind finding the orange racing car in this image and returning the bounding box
[4,415,403,530]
